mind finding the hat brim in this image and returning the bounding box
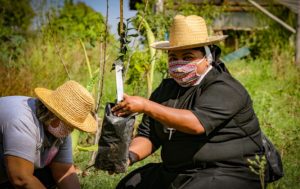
[151,35,227,50]
[35,88,97,133]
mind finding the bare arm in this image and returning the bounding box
[50,162,80,189]
[112,94,205,135]
[143,99,204,134]
[129,136,153,162]
[4,156,46,189]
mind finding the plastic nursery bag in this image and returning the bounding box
[94,103,135,173]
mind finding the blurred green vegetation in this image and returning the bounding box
[0,0,299,188]
[43,2,107,47]
[0,0,35,63]
[228,58,300,189]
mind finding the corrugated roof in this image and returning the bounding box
[212,12,267,31]
[187,0,278,5]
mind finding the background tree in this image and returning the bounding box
[43,1,106,47]
[0,0,35,64]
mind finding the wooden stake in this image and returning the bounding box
[296,4,300,67]
[120,0,123,36]
[90,0,109,166]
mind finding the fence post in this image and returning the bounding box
[296,6,300,68]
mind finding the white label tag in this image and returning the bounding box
[115,64,124,102]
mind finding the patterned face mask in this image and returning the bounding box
[168,57,206,87]
[47,120,73,138]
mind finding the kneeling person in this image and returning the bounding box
[0,80,97,189]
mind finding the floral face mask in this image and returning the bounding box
[168,57,206,87]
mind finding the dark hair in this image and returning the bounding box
[210,45,222,61]
[193,45,229,73]
[36,100,52,123]
[192,47,206,56]
[192,45,222,61]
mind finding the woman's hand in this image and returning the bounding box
[112,93,147,117]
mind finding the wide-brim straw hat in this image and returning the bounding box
[151,15,227,50]
[35,80,97,133]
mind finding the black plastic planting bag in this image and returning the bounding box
[94,103,135,173]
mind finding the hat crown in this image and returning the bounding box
[170,15,209,47]
[50,80,95,123]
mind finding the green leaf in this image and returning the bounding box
[128,33,139,37]
[77,145,98,152]
[71,129,81,152]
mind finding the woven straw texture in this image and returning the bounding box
[151,15,227,50]
[35,80,97,133]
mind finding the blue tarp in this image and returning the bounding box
[221,46,251,63]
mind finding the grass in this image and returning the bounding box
[227,58,300,189]
[75,150,161,189]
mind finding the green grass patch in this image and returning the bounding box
[227,59,300,189]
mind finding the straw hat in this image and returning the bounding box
[151,15,227,50]
[34,80,97,133]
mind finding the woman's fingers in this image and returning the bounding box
[123,93,129,99]
[111,101,132,116]
[112,94,139,116]
[112,100,126,112]
[113,109,131,117]
[117,111,131,117]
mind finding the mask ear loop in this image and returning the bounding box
[204,46,213,65]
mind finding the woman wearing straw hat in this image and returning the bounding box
[0,80,97,189]
[113,15,264,189]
